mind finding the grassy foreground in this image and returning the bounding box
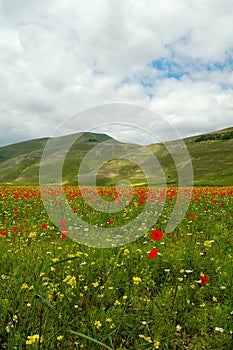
[0,185,233,349]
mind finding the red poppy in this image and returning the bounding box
[151,229,163,241]
[42,223,47,229]
[58,220,67,226]
[108,220,114,225]
[189,213,195,218]
[148,247,159,259]
[0,230,7,236]
[199,275,208,285]
[62,232,67,238]
[13,227,18,233]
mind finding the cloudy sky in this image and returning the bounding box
[1,0,233,146]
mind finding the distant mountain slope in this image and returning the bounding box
[0,138,48,163]
[0,132,112,184]
[0,128,232,186]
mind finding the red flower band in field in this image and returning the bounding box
[199,275,208,285]
[148,247,159,259]
[151,229,163,241]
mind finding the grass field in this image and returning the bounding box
[0,185,233,349]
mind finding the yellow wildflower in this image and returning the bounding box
[92,281,99,288]
[63,275,76,288]
[13,315,18,323]
[26,334,43,345]
[94,321,102,329]
[204,240,212,249]
[133,277,142,285]
[123,248,130,255]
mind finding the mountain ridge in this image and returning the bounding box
[0,127,232,186]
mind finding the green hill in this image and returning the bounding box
[0,128,232,186]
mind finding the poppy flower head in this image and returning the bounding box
[0,230,7,236]
[148,247,159,259]
[199,275,208,285]
[151,229,163,241]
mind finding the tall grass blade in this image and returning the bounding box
[68,330,114,350]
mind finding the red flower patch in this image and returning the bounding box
[0,230,7,236]
[199,275,208,285]
[58,220,67,226]
[148,248,159,259]
[151,229,163,241]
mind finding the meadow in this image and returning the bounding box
[0,185,232,349]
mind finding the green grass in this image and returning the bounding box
[0,185,233,349]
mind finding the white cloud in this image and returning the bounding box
[0,0,233,146]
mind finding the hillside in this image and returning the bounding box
[0,128,232,186]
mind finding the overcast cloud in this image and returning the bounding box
[0,0,233,146]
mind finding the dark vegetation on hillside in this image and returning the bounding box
[195,130,233,142]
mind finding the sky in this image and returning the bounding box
[1,0,233,146]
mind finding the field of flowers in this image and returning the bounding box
[0,185,233,349]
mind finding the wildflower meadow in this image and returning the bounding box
[0,185,233,349]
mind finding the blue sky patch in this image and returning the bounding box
[151,59,189,80]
